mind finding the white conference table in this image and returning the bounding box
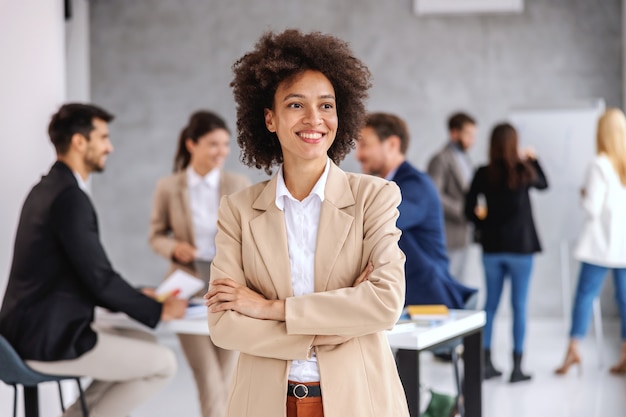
[389,310,485,417]
[96,308,485,417]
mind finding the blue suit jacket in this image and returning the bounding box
[392,161,476,308]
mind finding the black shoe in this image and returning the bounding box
[483,349,502,380]
[510,351,532,383]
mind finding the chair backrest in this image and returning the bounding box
[0,334,65,386]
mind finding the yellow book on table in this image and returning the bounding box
[406,304,449,320]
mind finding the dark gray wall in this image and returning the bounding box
[90,0,622,316]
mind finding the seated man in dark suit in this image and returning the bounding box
[0,103,188,417]
[356,112,477,315]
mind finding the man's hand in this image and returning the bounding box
[160,294,188,321]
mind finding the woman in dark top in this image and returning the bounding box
[465,122,548,383]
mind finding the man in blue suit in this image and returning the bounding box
[356,112,477,310]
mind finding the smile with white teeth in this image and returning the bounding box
[299,132,324,139]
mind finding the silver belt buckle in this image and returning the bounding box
[293,383,309,399]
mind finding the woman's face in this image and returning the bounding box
[186,128,230,174]
[264,70,338,167]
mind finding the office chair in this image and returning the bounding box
[0,334,89,417]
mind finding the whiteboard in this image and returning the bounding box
[508,100,605,242]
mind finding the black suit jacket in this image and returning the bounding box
[464,159,548,254]
[0,161,162,361]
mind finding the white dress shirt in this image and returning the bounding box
[73,172,90,194]
[187,167,220,262]
[575,155,626,267]
[275,159,330,383]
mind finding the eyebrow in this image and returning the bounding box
[282,93,336,102]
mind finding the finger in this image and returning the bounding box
[211,278,239,288]
[209,301,234,313]
[205,285,234,299]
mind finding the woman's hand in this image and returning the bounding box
[353,262,373,287]
[519,146,537,160]
[205,278,286,321]
[172,242,197,263]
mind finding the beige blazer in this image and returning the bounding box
[427,143,471,249]
[208,162,409,417]
[149,170,251,278]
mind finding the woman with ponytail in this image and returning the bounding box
[149,110,250,417]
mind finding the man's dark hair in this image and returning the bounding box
[365,113,410,155]
[447,112,476,132]
[231,29,372,174]
[48,103,114,154]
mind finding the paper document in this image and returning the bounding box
[156,269,205,300]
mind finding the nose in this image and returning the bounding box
[304,108,322,125]
[106,139,114,154]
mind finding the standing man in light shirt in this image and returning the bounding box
[149,110,251,417]
[427,112,477,282]
[0,103,187,417]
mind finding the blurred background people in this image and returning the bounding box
[428,112,477,283]
[465,122,548,383]
[0,103,187,417]
[149,110,250,417]
[356,112,477,310]
[555,108,626,376]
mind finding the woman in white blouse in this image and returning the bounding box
[556,108,626,375]
[149,110,250,417]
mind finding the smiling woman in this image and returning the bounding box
[148,110,251,417]
[204,29,410,417]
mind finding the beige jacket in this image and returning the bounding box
[149,170,251,278]
[208,162,409,417]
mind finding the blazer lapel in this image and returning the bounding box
[249,176,293,299]
[314,163,355,292]
[177,172,196,246]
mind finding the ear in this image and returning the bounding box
[70,132,87,153]
[185,138,195,153]
[387,135,402,153]
[264,108,276,133]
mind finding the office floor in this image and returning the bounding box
[1,318,625,417]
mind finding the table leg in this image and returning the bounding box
[463,330,482,417]
[396,349,420,417]
[23,385,40,417]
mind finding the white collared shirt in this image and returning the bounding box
[275,158,330,383]
[73,172,90,194]
[187,167,220,262]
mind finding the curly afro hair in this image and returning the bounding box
[231,29,372,174]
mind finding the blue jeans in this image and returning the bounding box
[570,262,626,340]
[482,253,534,354]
